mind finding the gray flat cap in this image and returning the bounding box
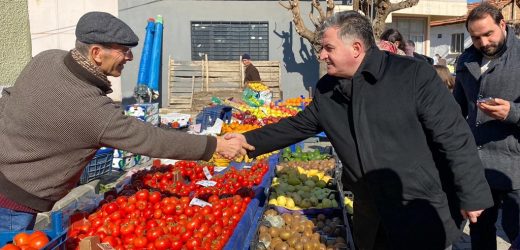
[76,11,139,47]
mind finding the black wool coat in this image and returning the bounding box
[245,48,493,250]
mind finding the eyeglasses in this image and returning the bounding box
[102,45,132,57]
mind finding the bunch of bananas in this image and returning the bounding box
[256,150,279,160]
[248,82,268,91]
[211,154,231,167]
[234,154,253,163]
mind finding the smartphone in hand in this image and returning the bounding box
[477,97,497,105]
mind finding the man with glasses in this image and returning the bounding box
[0,11,252,230]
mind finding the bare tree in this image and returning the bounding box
[279,0,420,48]
[279,0,335,52]
[358,0,419,38]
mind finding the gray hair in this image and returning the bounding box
[75,40,93,57]
[318,11,376,51]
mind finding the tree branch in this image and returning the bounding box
[281,0,317,44]
[389,0,419,12]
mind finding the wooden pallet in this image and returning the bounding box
[167,55,281,110]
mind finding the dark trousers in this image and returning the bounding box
[470,189,520,250]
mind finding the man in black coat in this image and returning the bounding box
[227,11,493,250]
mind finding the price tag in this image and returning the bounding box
[190,197,212,207]
[214,166,227,172]
[97,243,115,250]
[243,165,252,169]
[203,166,213,180]
[196,180,217,187]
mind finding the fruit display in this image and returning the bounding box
[277,158,336,176]
[281,96,313,107]
[254,209,347,250]
[268,166,337,210]
[281,147,330,162]
[221,121,261,134]
[248,82,269,92]
[132,160,269,198]
[1,231,50,250]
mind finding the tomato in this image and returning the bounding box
[135,189,149,201]
[13,232,31,246]
[120,223,135,236]
[1,244,21,250]
[133,236,148,248]
[154,236,171,250]
[184,206,194,217]
[115,196,127,205]
[146,227,163,242]
[170,237,183,250]
[103,203,119,214]
[153,209,162,219]
[185,237,201,249]
[186,218,201,231]
[148,191,161,204]
[28,236,49,249]
[161,204,175,215]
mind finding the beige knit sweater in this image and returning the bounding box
[0,50,216,211]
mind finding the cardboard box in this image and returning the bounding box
[124,103,159,116]
[112,155,151,171]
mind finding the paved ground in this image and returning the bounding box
[453,210,511,250]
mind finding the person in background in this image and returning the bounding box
[405,40,434,65]
[435,53,448,66]
[229,10,492,250]
[434,65,455,91]
[242,53,261,85]
[378,28,406,55]
[454,3,520,250]
[0,11,252,231]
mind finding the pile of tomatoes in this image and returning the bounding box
[67,189,251,250]
[137,161,269,198]
[1,231,50,250]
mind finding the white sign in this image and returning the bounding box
[189,197,212,207]
[203,166,213,180]
[196,180,217,187]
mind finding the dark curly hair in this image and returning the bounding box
[380,28,406,51]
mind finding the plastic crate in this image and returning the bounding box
[0,211,67,249]
[197,105,232,130]
[79,148,114,184]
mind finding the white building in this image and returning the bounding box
[430,0,520,66]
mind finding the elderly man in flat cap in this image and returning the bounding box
[0,12,252,230]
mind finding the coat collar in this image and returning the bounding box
[63,50,113,94]
[356,46,387,84]
[333,47,386,96]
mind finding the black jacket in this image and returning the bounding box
[245,48,493,249]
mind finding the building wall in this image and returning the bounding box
[0,0,32,87]
[393,0,467,17]
[430,23,471,65]
[119,0,323,106]
[27,0,122,101]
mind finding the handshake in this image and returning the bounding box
[215,133,255,159]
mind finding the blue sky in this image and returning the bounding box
[467,0,482,2]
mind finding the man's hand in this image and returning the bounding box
[461,209,484,223]
[478,98,510,120]
[215,134,255,159]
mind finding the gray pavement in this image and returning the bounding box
[453,210,511,250]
